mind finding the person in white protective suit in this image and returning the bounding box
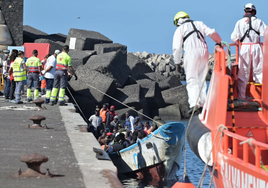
[172,11,222,114]
[231,3,266,99]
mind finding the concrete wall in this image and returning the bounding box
[0,0,23,46]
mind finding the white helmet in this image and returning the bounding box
[244,3,256,11]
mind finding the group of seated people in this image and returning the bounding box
[87,103,166,154]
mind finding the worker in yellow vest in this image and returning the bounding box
[8,51,27,104]
[50,45,77,106]
[26,49,42,102]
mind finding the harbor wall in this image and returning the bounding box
[0,0,23,46]
[60,105,123,188]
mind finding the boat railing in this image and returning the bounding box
[214,46,226,75]
[223,129,268,170]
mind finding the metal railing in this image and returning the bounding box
[223,129,268,170]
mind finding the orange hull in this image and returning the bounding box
[190,27,268,187]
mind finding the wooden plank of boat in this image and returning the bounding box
[111,122,185,180]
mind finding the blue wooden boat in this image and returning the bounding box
[110,122,185,181]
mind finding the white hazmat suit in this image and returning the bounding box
[231,15,266,99]
[173,18,221,108]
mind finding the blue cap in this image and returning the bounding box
[136,125,142,131]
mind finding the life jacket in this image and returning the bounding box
[181,20,205,43]
[100,108,109,123]
[240,14,260,43]
[13,58,26,81]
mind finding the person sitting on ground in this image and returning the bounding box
[134,116,144,130]
[113,127,119,135]
[125,131,133,145]
[125,122,132,132]
[98,131,107,145]
[88,110,103,139]
[144,121,153,135]
[109,106,117,123]
[117,133,130,148]
[100,103,110,129]
[132,125,147,143]
[117,123,125,133]
[125,112,135,133]
[101,134,113,152]
[109,115,121,132]
[110,135,124,153]
[152,116,166,132]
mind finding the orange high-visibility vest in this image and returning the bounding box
[100,109,109,123]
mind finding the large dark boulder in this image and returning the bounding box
[23,25,48,43]
[65,28,113,50]
[136,79,165,109]
[158,75,182,91]
[115,107,139,121]
[161,85,190,118]
[127,53,152,77]
[152,104,181,120]
[47,33,67,43]
[110,84,141,110]
[134,72,166,82]
[68,50,96,70]
[94,43,127,55]
[66,91,96,120]
[68,66,116,104]
[86,51,130,88]
[34,38,64,55]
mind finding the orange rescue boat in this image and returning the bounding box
[187,27,268,187]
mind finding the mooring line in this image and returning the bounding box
[67,79,164,127]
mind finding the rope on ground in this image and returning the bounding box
[197,124,227,188]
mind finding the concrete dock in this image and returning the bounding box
[0,94,123,188]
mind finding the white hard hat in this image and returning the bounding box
[244,3,256,11]
[54,50,60,55]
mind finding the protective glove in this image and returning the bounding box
[215,42,222,48]
[214,42,222,53]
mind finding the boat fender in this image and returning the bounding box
[172,174,196,188]
[186,115,213,166]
